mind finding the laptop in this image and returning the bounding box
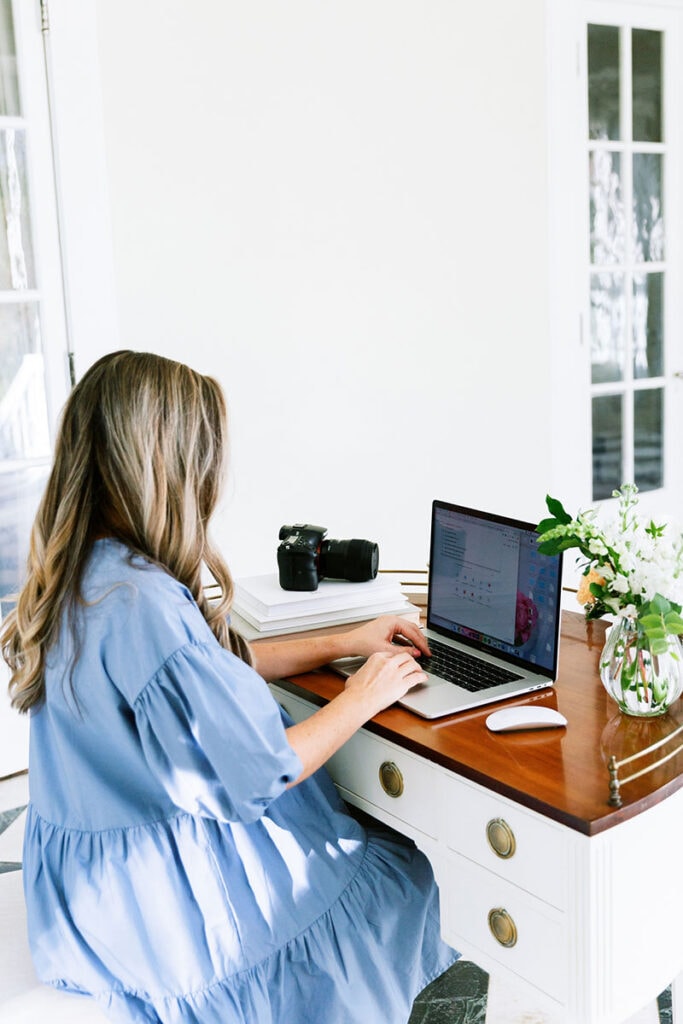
[404,500,564,718]
[337,500,563,719]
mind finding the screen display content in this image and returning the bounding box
[429,506,561,674]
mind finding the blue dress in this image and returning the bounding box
[23,540,457,1023]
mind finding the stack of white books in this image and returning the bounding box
[231,573,421,639]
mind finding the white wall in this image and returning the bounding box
[52,0,552,578]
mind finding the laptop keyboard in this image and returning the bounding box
[418,637,523,692]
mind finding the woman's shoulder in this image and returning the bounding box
[81,539,215,668]
[84,538,193,601]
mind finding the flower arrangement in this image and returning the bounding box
[536,484,683,654]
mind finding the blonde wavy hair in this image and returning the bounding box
[1,350,252,713]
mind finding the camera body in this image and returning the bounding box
[277,524,327,592]
[277,524,379,592]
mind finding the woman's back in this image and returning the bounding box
[25,538,455,1023]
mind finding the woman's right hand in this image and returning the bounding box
[285,650,427,787]
[344,650,427,718]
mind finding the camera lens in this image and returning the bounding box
[319,538,379,583]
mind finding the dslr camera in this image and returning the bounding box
[277,524,379,592]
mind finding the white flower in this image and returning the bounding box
[618,551,638,573]
[617,604,639,620]
[611,574,630,595]
[544,485,683,618]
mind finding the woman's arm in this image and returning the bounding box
[285,648,427,785]
[251,615,430,681]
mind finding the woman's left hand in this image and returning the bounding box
[345,615,431,660]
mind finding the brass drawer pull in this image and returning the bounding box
[486,817,516,859]
[379,760,404,798]
[488,907,518,948]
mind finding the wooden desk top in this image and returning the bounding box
[275,612,683,836]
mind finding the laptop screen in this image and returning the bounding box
[427,501,562,676]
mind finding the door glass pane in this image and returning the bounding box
[593,394,623,499]
[0,463,47,610]
[633,272,663,379]
[588,24,620,140]
[634,388,663,490]
[0,303,50,602]
[632,29,662,143]
[632,153,664,262]
[0,130,36,289]
[591,272,625,383]
[0,303,46,454]
[0,0,19,117]
[590,151,624,263]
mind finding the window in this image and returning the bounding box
[0,0,69,614]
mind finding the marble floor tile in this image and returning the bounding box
[658,987,673,1024]
[409,960,488,1024]
[0,807,25,871]
[415,965,668,1024]
[0,773,28,870]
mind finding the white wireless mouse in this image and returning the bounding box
[485,705,568,733]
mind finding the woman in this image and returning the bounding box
[2,351,458,1023]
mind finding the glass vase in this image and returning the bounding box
[600,615,683,717]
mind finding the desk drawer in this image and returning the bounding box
[326,731,439,839]
[270,685,439,839]
[440,774,568,910]
[442,851,567,1002]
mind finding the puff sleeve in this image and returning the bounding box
[132,640,303,824]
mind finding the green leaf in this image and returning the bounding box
[586,603,607,620]
[664,613,683,634]
[537,539,558,556]
[545,495,572,524]
[645,519,666,539]
[536,517,560,535]
[650,593,671,615]
[639,614,663,632]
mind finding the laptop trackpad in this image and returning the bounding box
[330,656,367,677]
[399,679,471,718]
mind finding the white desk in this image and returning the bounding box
[268,612,683,1024]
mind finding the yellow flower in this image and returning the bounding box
[577,567,605,607]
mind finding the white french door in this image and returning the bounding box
[548,0,683,520]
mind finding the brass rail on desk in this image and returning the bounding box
[607,722,683,807]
